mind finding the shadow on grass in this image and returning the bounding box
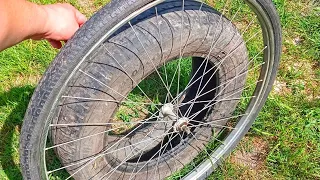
[0,85,35,180]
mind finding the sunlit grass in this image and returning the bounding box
[0,0,319,179]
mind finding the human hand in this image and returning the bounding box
[33,3,87,49]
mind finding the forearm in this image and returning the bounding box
[0,0,47,51]
[0,1,86,51]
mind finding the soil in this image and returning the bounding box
[230,136,269,170]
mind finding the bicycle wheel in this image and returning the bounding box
[20,0,281,179]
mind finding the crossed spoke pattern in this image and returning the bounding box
[44,0,267,179]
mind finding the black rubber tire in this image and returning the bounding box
[51,2,247,179]
[20,0,281,180]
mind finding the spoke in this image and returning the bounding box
[101,128,175,180]
[184,30,261,118]
[127,131,177,180]
[64,67,255,178]
[169,132,180,170]
[182,64,263,116]
[180,11,218,99]
[52,129,174,177]
[173,32,261,110]
[58,114,165,178]
[176,0,185,117]
[77,69,161,121]
[184,59,209,117]
[47,104,168,150]
[40,1,276,179]
[189,128,226,151]
[129,133,180,180]
[187,73,262,122]
[188,119,236,130]
[46,127,119,150]
[78,69,131,103]
[171,14,261,107]
[240,18,255,36]
[188,79,261,121]
[185,1,244,117]
[167,61,180,101]
[54,71,258,176]
[61,96,120,103]
[162,2,191,117]
[190,113,248,128]
[62,99,174,179]
[61,95,162,106]
[103,44,160,112]
[151,132,173,179]
[49,119,174,128]
[184,132,221,175]
[180,0,229,102]
[177,137,204,172]
[155,7,164,64]
[128,21,175,102]
[199,0,204,11]
[180,46,267,117]
[151,123,192,179]
[185,140,205,169]
[172,131,186,178]
[129,132,175,179]
[183,18,225,117]
[106,132,174,159]
[188,131,220,162]
[178,96,254,107]
[200,129,226,146]
[155,6,170,104]
[47,114,167,151]
[229,2,243,24]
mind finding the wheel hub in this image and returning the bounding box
[159,103,191,134]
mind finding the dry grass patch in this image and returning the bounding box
[230,136,269,171]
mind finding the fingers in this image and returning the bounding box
[39,3,87,49]
[65,3,87,26]
[48,39,62,49]
[75,10,87,26]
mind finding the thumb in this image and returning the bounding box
[47,39,62,49]
[75,10,87,26]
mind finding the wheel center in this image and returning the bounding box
[173,117,191,134]
[159,103,176,120]
[159,103,191,134]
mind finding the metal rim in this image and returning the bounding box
[39,0,278,179]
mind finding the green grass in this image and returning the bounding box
[207,0,320,179]
[0,0,319,179]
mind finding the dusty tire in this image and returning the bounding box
[52,2,247,180]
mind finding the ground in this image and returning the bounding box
[0,0,319,179]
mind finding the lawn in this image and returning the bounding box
[0,0,319,179]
